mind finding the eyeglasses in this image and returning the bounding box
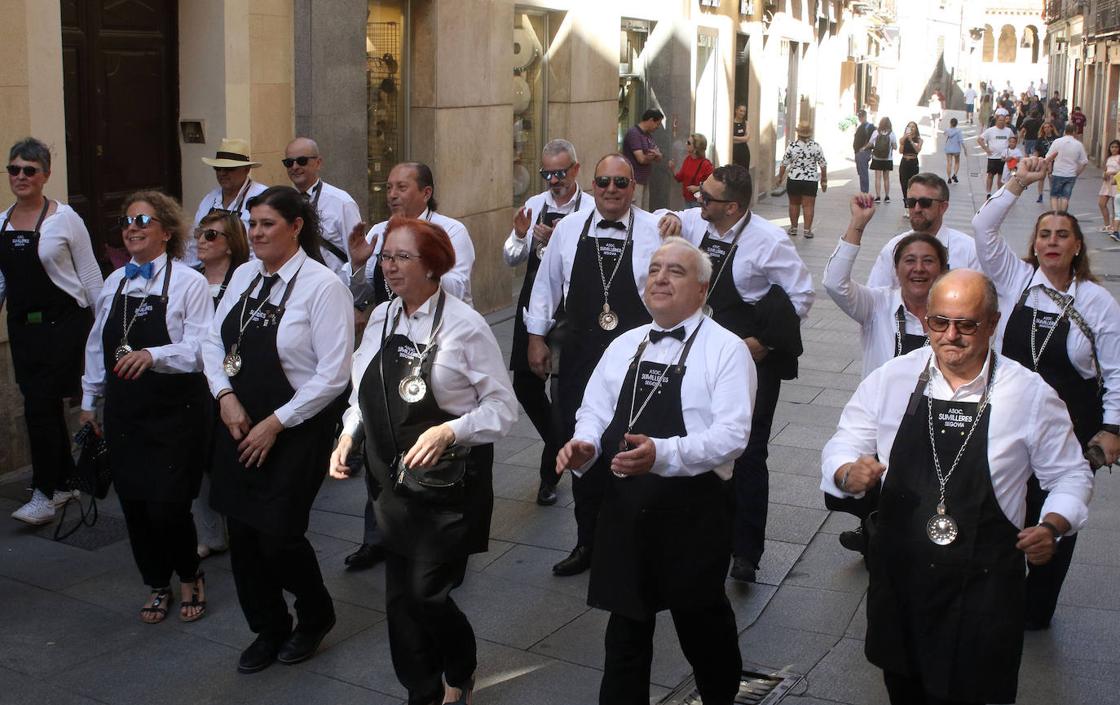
[593,175,633,189]
[696,189,733,206]
[119,214,160,229]
[6,165,41,177]
[376,251,422,265]
[903,197,946,209]
[208,207,242,217]
[539,165,573,181]
[925,315,982,335]
[195,228,226,241]
[282,156,318,168]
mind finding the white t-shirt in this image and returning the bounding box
[1000,146,1025,181]
[964,88,978,104]
[1045,135,1089,178]
[980,126,1014,159]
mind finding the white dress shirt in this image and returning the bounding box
[973,186,1120,424]
[571,310,755,480]
[81,253,213,409]
[821,348,1094,534]
[341,289,517,445]
[304,179,362,275]
[344,208,475,306]
[502,189,593,266]
[202,248,354,428]
[823,239,926,378]
[524,206,663,336]
[1045,135,1089,177]
[0,203,104,310]
[866,224,981,288]
[187,179,268,267]
[675,208,815,318]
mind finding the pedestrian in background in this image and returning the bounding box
[622,109,664,210]
[1033,121,1059,204]
[777,118,827,238]
[852,109,875,193]
[1071,106,1086,141]
[732,104,751,172]
[943,117,964,184]
[668,133,714,209]
[963,83,977,125]
[898,121,922,220]
[1098,140,1120,232]
[1044,123,1088,212]
[867,117,896,203]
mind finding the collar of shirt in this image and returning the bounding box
[255,248,306,287]
[928,347,994,401]
[705,211,751,241]
[1028,268,1077,300]
[124,253,168,290]
[592,207,634,236]
[301,178,323,196]
[543,188,583,212]
[892,289,925,328]
[639,309,705,362]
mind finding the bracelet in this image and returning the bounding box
[1037,520,1062,539]
[1011,175,1027,191]
[217,389,234,402]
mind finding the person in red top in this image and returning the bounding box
[668,134,714,209]
[1071,106,1087,140]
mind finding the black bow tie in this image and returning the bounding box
[597,219,627,231]
[649,326,686,344]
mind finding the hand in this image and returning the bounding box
[556,439,596,475]
[1089,429,1120,466]
[79,410,101,437]
[834,455,885,494]
[347,222,375,270]
[513,206,531,238]
[649,146,663,161]
[219,392,252,442]
[820,180,828,193]
[610,434,656,476]
[1016,524,1058,565]
[329,434,354,479]
[850,193,877,228]
[744,336,769,362]
[237,414,284,468]
[667,159,676,172]
[1014,156,1047,185]
[113,349,154,380]
[527,335,552,380]
[657,213,682,238]
[531,222,554,245]
[402,423,455,469]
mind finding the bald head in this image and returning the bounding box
[927,269,1000,380]
[284,137,323,191]
[928,269,998,319]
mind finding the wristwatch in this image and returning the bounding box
[1037,520,1062,542]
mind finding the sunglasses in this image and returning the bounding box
[925,315,982,335]
[195,228,226,241]
[6,165,40,177]
[376,251,422,265]
[119,214,160,229]
[539,166,572,181]
[903,196,946,209]
[208,207,242,217]
[696,189,732,205]
[282,156,317,168]
[594,176,633,189]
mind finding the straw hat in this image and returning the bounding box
[201,138,262,168]
[795,118,813,138]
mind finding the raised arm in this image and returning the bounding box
[824,195,880,325]
[970,157,1040,295]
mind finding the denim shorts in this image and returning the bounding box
[1050,175,1076,199]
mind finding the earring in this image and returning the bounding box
[426,272,434,280]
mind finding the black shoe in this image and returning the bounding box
[344,543,385,571]
[238,635,284,674]
[536,480,559,506]
[552,545,592,576]
[277,616,336,665]
[1024,618,1051,632]
[729,556,757,583]
[839,525,867,554]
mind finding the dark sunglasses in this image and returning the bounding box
[903,196,946,209]
[696,189,732,205]
[195,228,226,241]
[539,166,572,181]
[208,207,242,217]
[594,175,632,189]
[925,315,981,335]
[282,155,317,168]
[6,165,40,177]
[119,214,160,229]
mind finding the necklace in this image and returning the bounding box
[223,269,300,377]
[1029,286,1074,370]
[114,264,161,361]
[394,293,445,403]
[591,210,635,330]
[895,304,929,357]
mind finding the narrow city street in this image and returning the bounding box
[1,112,1118,705]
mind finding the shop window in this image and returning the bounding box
[513,10,549,208]
[367,1,408,224]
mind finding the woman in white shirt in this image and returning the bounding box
[972,156,1120,630]
[2,138,104,526]
[79,191,213,624]
[329,216,516,705]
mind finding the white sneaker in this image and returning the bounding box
[51,490,78,508]
[11,490,56,526]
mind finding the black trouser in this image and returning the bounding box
[883,671,981,705]
[119,498,199,588]
[899,157,919,194]
[24,395,74,497]
[362,469,384,546]
[600,598,741,705]
[385,551,475,705]
[732,365,781,566]
[512,369,560,484]
[1023,474,1077,626]
[227,517,334,641]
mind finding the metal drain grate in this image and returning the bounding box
[659,669,801,705]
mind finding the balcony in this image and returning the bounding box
[1045,0,1086,23]
[1095,0,1120,34]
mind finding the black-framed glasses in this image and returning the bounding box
[6,165,40,177]
[282,155,317,168]
[594,175,632,189]
[376,251,422,265]
[903,197,946,209]
[118,214,160,229]
[539,165,573,181]
[696,189,732,206]
[925,315,982,335]
[195,228,226,241]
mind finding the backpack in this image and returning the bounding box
[872,132,891,159]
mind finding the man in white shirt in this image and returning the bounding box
[1044,123,1089,212]
[978,111,1014,198]
[191,138,268,267]
[558,237,753,705]
[283,137,362,276]
[963,84,978,125]
[821,269,1093,705]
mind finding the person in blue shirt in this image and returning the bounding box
[943,118,965,184]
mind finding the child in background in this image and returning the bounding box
[1111,171,1120,242]
[1001,134,1025,183]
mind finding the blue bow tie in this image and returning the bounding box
[125,262,155,280]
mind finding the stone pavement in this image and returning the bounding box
[2,114,1118,704]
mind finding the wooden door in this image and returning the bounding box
[61,0,180,266]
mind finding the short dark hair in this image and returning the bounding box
[906,172,950,201]
[384,215,456,278]
[892,232,949,271]
[641,108,664,122]
[949,117,958,127]
[9,137,52,174]
[245,186,325,264]
[710,164,752,209]
[857,109,867,118]
[398,161,438,212]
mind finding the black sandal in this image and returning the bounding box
[180,571,207,623]
[140,588,173,624]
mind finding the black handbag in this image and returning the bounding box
[54,422,112,540]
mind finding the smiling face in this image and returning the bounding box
[248,204,302,270]
[284,138,323,192]
[644,242,707,328]
[896,240,944,305]
[380,227,433,302]
[1032,213,1081,279]
[122,201,170,264]
[734,104,747,121]
[541,151,579,201]
[7,156,48,202]
[592,155,635,221]
[386,164,431,218]
[195,219,230,266]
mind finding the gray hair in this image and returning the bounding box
[9,137,52,174]
[542,138,578,164]
[657,236,713,284]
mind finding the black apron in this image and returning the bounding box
[700,223,755,341]
[867,366,1024,704]
[558,212,650,423]
[587,325,730,621]
[895,305,928,357]
[212,265,236,307]
[209,269,338,536]
[101,260,210,502]
[359,294,494,561]
[0,201,92,396]
[732,121,750,169]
